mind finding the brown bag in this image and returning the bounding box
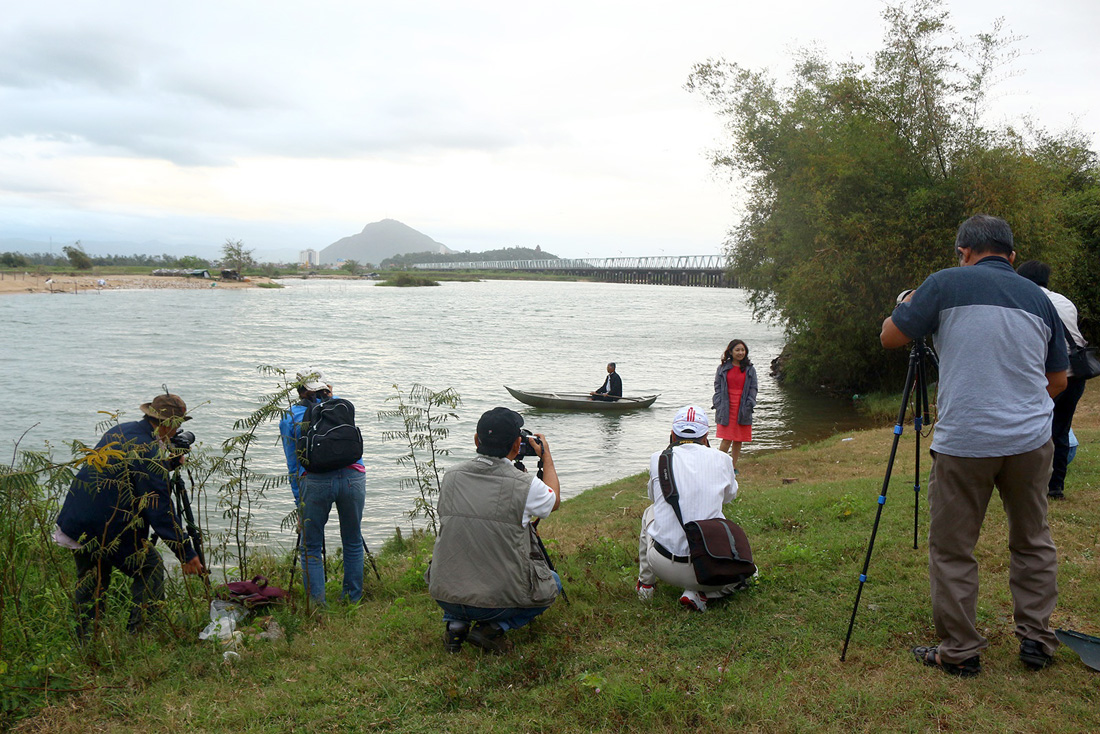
[658,447,757,586]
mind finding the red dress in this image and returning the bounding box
[716,365,752,442]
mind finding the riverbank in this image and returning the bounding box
[18,389,1099,732]
[0,272,274,295]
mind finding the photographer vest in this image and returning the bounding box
[428,456,559,609]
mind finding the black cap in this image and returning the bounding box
[476,407,524,458]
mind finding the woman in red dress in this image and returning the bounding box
[712,339,758,469]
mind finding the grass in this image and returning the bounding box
[376,273,442,287]
[18,391,1100,733]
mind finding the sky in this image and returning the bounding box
[1,1,1097,262]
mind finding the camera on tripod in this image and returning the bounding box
[169,429,196,469]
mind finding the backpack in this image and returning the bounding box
[297,397,363,473]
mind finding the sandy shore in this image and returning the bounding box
[0,272,274,295]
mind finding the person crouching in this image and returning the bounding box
[427,407,561,654]
[636,405,746,611]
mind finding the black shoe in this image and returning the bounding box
[1048,491,1065,501]
[466,622,512,655]
[443,621,469,653]
[1020,639,1054,670]
[912,645,981,677]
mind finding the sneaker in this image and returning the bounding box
[679,590,707,612]
[1020,639,1054,670]
[443,621,468,653]
[636,581,655,601]
[466,622,512,654]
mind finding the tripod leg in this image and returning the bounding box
[841,343,920,661]
[362,537,381,581]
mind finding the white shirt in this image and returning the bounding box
[1041,286,1085,349]
[646,442,737,556]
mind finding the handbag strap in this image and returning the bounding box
[657,445,688,530]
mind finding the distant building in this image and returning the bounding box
[299,249,319,267]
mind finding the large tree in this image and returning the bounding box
[62,241,93,269]
[221,239,256,272]
[688,0,1098,391]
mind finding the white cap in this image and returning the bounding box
[672,405,710,438]
[295,366,328,392]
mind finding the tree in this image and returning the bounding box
[0,252,29,268]
[687,0,1097,391]
[221,239,256,272]
[341,259,361,275]
[177,255,211,269]
[62,242,93,270]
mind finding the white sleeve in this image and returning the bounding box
[524,475,557,525]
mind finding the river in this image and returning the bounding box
[0,278,870,548]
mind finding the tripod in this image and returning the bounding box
[841,337,937,661]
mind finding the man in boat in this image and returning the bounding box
[590,362,622,401]
[427,407,561,654]
[636,405,745,612]
[53,393,204,636]
[881,214,1067,677]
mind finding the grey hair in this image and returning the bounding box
[955,214,1014,257]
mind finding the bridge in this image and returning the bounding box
[410,254,733,287]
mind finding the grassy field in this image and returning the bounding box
[20,391,1100,733]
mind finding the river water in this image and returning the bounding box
[0,278,869,548]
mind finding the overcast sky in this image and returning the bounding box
[1,1,1097,261]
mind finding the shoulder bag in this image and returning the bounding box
[657,446,756,586]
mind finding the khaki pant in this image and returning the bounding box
[927,441,1058,662]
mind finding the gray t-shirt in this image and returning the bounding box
[890,257,1067,458]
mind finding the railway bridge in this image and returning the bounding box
[410,254,733,287]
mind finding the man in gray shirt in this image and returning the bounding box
[881,214,1068,677]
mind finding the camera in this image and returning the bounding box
[515,428,542,460]
[171,430,196,451]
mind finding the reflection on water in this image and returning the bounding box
[0,279,872,546]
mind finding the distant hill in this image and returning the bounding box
[383,246,558,268]
[320,220,451,266]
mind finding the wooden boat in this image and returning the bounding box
[505,386,658,411]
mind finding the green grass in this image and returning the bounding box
[376,273,442,287]
[17,393,1100,732]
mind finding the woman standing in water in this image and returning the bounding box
[712,339,758,469]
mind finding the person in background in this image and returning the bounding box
[1016,260,1089,500]
[590,362,622,401]
[712,339,758,469]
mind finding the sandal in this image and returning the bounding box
[912,645,981,677]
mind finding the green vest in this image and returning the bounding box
[428,456,559,608]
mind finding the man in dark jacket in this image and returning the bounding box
[590,362,622,401]
[54,393,204,635]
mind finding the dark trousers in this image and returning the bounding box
[73,546,165,635]
[1050,376,1087,495]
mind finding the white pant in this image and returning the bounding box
[637,505,742,596]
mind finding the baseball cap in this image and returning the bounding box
[295,367,328,392]
[476,407,524,457]
[672,405,709,438]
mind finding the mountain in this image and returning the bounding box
[319,220,452,266]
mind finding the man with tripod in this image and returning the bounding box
[54,393,204,636]
[881,214,1068,676]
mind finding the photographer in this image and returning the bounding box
[54,393,204,636]
[635,406,742,612]
[427,407,560,654]
[881,214,1068,677]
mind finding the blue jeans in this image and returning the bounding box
[300,467,366,604]
[436,572,561,631]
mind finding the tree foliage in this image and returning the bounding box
[62,242,92,269]
[688,0,1099,391]
[221,239,256,272]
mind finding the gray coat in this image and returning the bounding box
[712,361,758,427]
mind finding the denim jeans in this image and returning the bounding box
[436,571,561,631]
[300,467,366,604]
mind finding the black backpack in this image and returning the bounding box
[297,397,363,473]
